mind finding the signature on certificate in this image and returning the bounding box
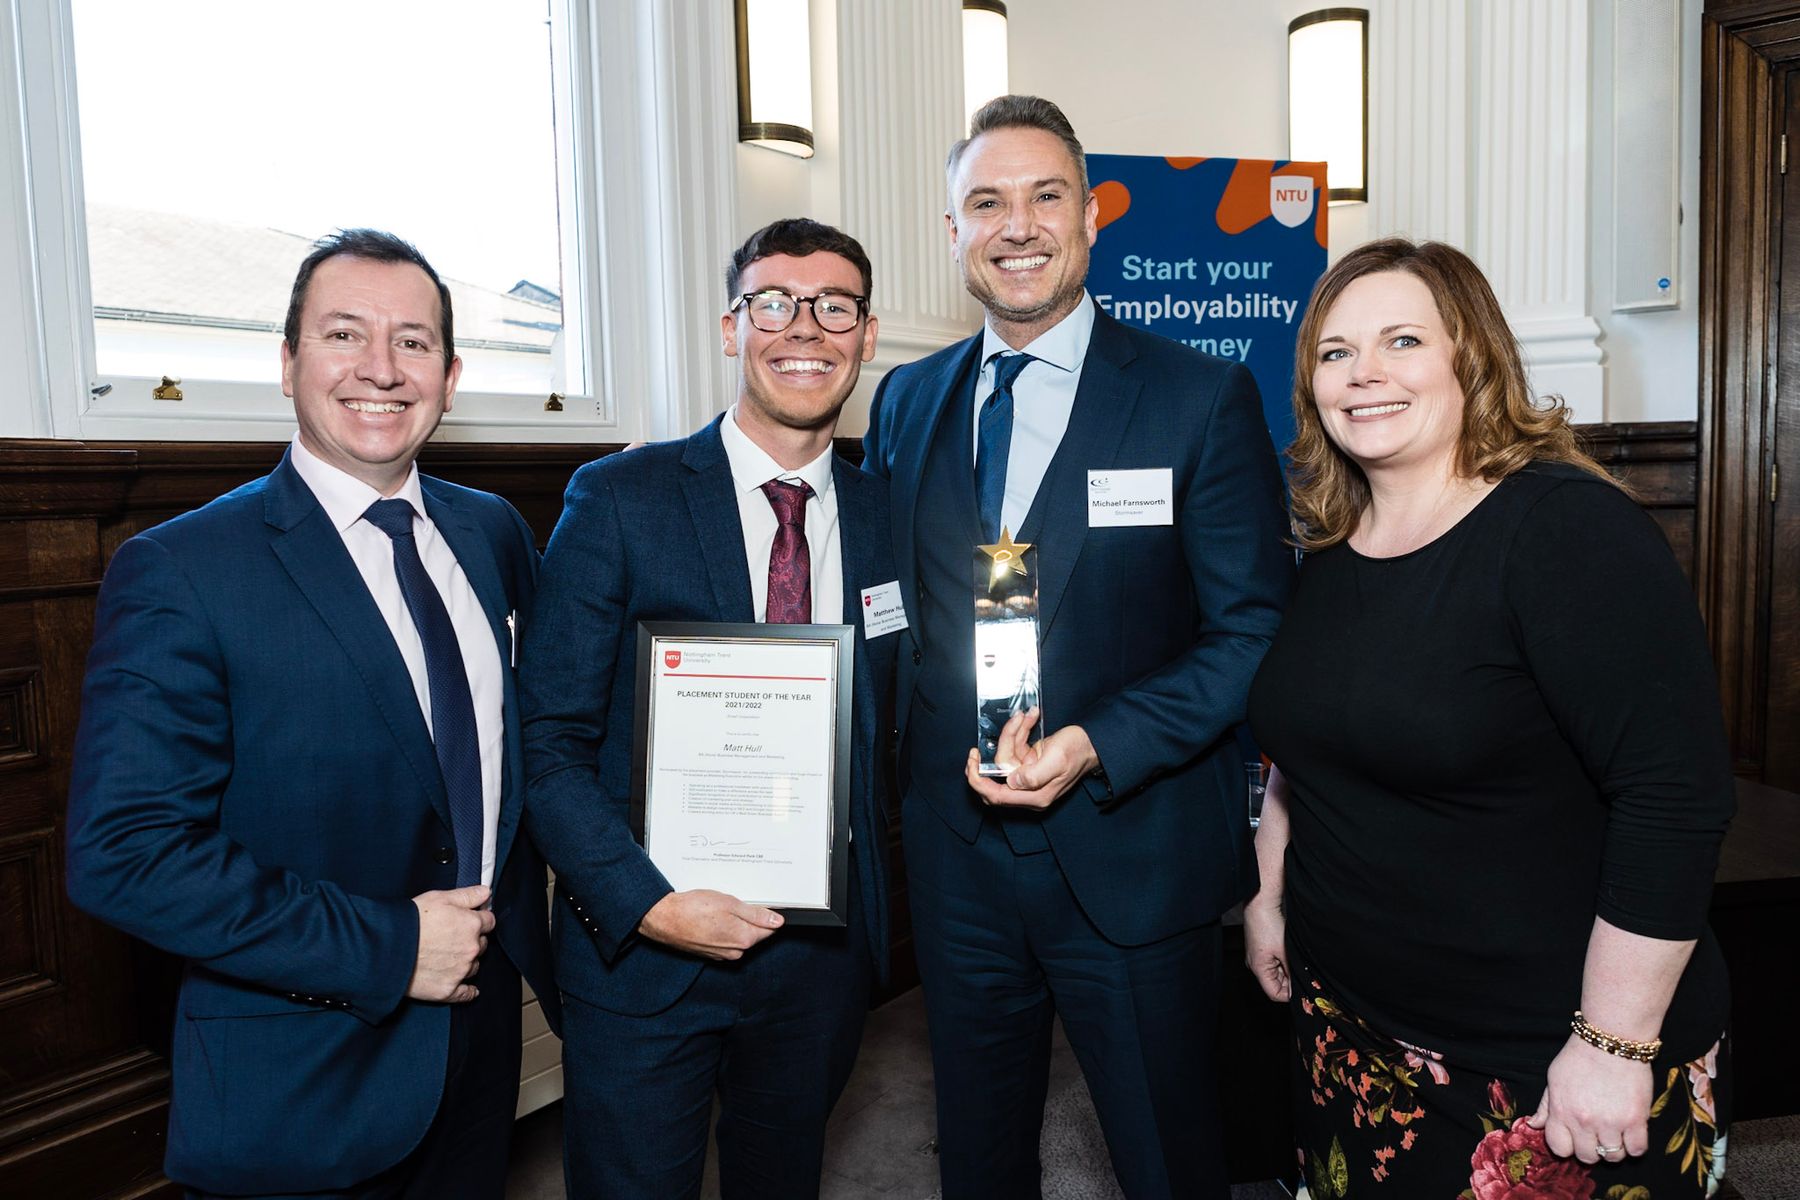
[688,834,751,848]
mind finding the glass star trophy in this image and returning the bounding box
[974,528,1041,776]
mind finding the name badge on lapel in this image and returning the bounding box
[859,581,908,638]
[1088,469,1173,527]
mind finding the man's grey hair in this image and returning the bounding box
[944,94,1089,211]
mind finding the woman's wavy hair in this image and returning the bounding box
[1286,237,1617,550]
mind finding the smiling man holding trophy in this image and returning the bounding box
[862,96,1294,1198]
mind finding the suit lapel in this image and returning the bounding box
[833,457,892,872]
[892,337,984,615]
[834,457,879,633]
[422,480,527,875]
[680,416,756,622]
[1030,312,1143,638]
[835,461,875,792]
[263,454,452,831]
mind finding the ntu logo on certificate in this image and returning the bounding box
[1270,176,1316,228]
[663,650,682,669]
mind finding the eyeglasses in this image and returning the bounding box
[732,289,869,334]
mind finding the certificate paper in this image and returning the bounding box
[631,622,853,924]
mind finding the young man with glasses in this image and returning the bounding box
[521,218,898,1199]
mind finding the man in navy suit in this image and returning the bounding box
[66,230,557,1199]
[862,96,1293,1198]
[521,218,898,1199]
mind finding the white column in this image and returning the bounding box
[1366,0,1469,248]
[1469,0,1602,421]
[1360,0,1603,422]
[835,0,980,428]
[588,0,739,440]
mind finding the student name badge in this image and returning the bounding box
[1087,468,1173,527]
[974,528,1042,777]
[859,581,907,638]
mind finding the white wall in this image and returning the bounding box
[1587,0,1703,423]
[1008,0,1291,162]
[735,147,813,245]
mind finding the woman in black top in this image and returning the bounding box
[1245,239,1733,1197]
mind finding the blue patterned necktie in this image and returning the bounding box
[975,351,1035,542]
[364,498,483,889]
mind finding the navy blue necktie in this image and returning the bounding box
[365,499,483,889]
[975,352,1035,542]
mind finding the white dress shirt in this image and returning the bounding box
[289,435,504,888]
[972,292,1096,537]
[720,406,843,624]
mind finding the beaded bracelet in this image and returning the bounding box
[1570,1011,1662,1062]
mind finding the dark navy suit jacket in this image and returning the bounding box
[520,416,897,1016]
[64,451,558,1195]
[863,306,1293,944]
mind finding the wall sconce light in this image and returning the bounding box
[1288,8,1367,204]
[736,0,814,158]
[962,1,1009,129]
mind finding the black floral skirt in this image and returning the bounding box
[1286,946,1729,1198]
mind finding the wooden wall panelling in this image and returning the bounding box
[0,448,175,1198]
[1581,420,1703,577]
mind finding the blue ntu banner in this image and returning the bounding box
[1084,155,1328,451]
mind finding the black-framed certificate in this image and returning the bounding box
[630,621,853,926]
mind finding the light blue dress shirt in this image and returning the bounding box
[970,292,1096,537]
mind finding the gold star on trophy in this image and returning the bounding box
[979,527,1032,589]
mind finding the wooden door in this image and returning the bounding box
[1770,67,1800,788]
[1700,1,1800,787]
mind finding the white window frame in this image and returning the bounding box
[2,0,737,444]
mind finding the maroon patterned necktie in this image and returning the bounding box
[761,478,814,623]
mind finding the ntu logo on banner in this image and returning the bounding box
[1270,176,1316,228]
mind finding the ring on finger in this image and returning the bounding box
[1595,1143,1623,1156]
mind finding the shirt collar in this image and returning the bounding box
[721,405,837,502]
[289,433,427,534]
[980,290,1095,375]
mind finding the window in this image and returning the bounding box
[75,0,578,403]
[5,0,735,443]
